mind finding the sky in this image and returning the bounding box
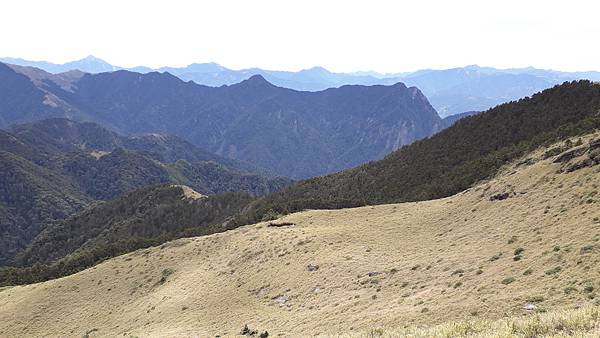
[1,0,599,73]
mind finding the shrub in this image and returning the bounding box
[526,295,545,303]
[501,277,516,285]
[490,253,502,261]
[545,266,562,275]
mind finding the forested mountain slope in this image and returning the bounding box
[0,119,289,264]
[237,81,600,224]
[1,185,253,285]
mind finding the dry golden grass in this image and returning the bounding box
[1,134,600,337]
[340,306,600,337]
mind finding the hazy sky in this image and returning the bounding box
[2,0,599,72]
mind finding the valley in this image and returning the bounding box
[2,2,600,337]
[2,133,600,337]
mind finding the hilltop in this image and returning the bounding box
[1,132,600,337]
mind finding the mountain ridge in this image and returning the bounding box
[4,56,600,116]
[0,62,443,178]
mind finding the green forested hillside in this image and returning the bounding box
[236,81,600,224]
[0,119,289,265]
[0,151,90,264]
[1,185,253,285]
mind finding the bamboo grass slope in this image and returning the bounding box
[344,306,600,338]
[1,132,600,337]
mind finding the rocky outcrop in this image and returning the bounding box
[555,139,600,173]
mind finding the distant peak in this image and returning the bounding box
[301,66,330,74]
[392,82,408,90]
[190,62,220,67]
[308,66,328,72]
[184,62,226,73]
[82,55,102,62]
[242,74,274,86]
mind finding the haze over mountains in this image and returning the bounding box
[4,55,600,116]
[0,61,445,178]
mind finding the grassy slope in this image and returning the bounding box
[353,306,600,337]
[1,134,600,337]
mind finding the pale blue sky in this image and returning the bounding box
[1,0,598,72]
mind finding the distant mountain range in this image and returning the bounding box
[0,62,445,178]
[3,55,600,116]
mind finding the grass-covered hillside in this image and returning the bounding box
[2,133,600,337]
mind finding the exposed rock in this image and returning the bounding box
[240,324,258,336]
[554,146,587,163]
[272,295,289,306]
[556,139,600,173]
[307,263,319,272]
[490,192,511,201]
[516,158,536,167]
[268,222,295,228]
[589,139,600,149]
[564,158,596,173]
[523,303,537,311]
